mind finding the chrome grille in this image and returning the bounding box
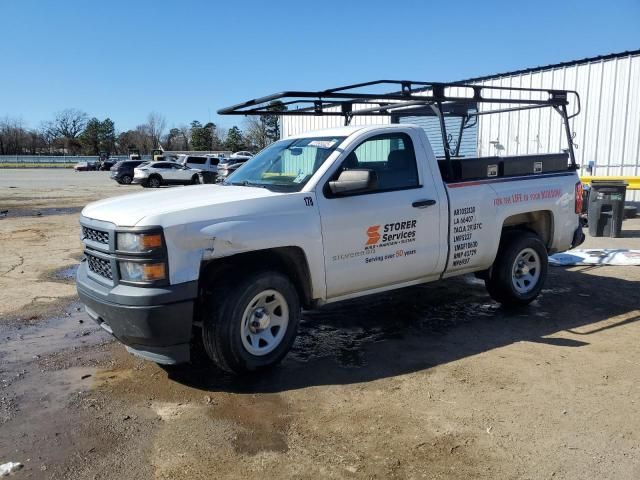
[86,254,112,280]
[82,226,109,245]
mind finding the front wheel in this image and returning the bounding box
[190,174,200,184]
[485,231,548,307]
[202,270,300,374]
[148,175,161,188]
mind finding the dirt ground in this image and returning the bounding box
[1,169,639,480]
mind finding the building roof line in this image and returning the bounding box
[456,49,640,83]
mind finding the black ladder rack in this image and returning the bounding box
[217,80,581,173]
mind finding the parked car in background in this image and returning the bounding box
[177,154,221,183]
[74,161,97,171]
[179,154,220,172]
[132,161,202,188]
[110,160,147,184]
[231,151,254,159]
[99,157,118,171]
[215,157,249,183]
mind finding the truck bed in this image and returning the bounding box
[438,153,570,183]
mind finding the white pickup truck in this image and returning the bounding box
[76,81,585,373]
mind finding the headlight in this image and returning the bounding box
[117,232,163,253]
[119,261,166,282]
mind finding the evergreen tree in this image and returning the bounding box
[190,120,214,151]
[224,126,245,152]
[79,118,101,155]
[263,100,286,143]
[99,118,116,154]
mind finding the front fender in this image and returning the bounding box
[161,193,326,300]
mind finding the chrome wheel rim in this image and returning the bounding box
[511,248,541,294]
[241,289,289,356]
[149,177,160,187]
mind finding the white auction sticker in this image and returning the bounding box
[308,140,337,149]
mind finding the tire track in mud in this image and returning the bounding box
[1,254,24,275]
[73,350,293,479]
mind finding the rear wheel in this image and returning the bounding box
[191,174,200,184]
[120,174,132,184]
[148,175,161,188]
[202,270,300,374]
[485,231,548,306]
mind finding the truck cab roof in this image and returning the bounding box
[285,124,426,140]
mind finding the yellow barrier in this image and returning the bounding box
[580,176,640,190]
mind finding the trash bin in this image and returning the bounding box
[198,171,217,184]
[587,180,628,237]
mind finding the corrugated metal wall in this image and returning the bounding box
[281,103,390,138]
[280,52,640,199]
[397,115,477,157]
[476,52,640,178]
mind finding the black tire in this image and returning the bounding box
[485,231,548,307]
[148,175,162,188]
[202,270,300,374]
[120,174,132,185]
[191,174,200,185]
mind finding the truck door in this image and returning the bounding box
[317,130,444,299]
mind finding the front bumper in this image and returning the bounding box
[76,261,197,364]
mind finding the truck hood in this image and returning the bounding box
[82,185,280,226]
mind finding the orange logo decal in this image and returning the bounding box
[366,225,381,245]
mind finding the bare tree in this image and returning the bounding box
[243,117,270,151]
[39,121,57,154]
[52,108,88,138]
[0,117,29,155]
[50,109,88,154]
[216,126,228,149]
[178,124,191,150]
[146,112,167,149]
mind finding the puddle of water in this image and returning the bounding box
[289,279,500,368]
[3,206,83,218]
[49,264,79,282]
[0,302,105,365]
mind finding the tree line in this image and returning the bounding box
[0,103,283,156]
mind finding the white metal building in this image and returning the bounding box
[281,50,640,198]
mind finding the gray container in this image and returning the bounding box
[198,171,217,184]
[587,180,628,237]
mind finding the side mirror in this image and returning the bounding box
[329,169,377,196]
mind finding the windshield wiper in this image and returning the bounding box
[228,180,266,188]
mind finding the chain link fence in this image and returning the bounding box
[0,155,151,168]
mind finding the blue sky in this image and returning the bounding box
[1,0,638,132]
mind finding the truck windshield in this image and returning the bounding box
[224,136,346,191]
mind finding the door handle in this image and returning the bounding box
[412,199,437,208]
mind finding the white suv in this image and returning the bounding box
[133,161,202,188]
[179,155,220,173]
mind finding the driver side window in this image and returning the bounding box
[338,132,420,193]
